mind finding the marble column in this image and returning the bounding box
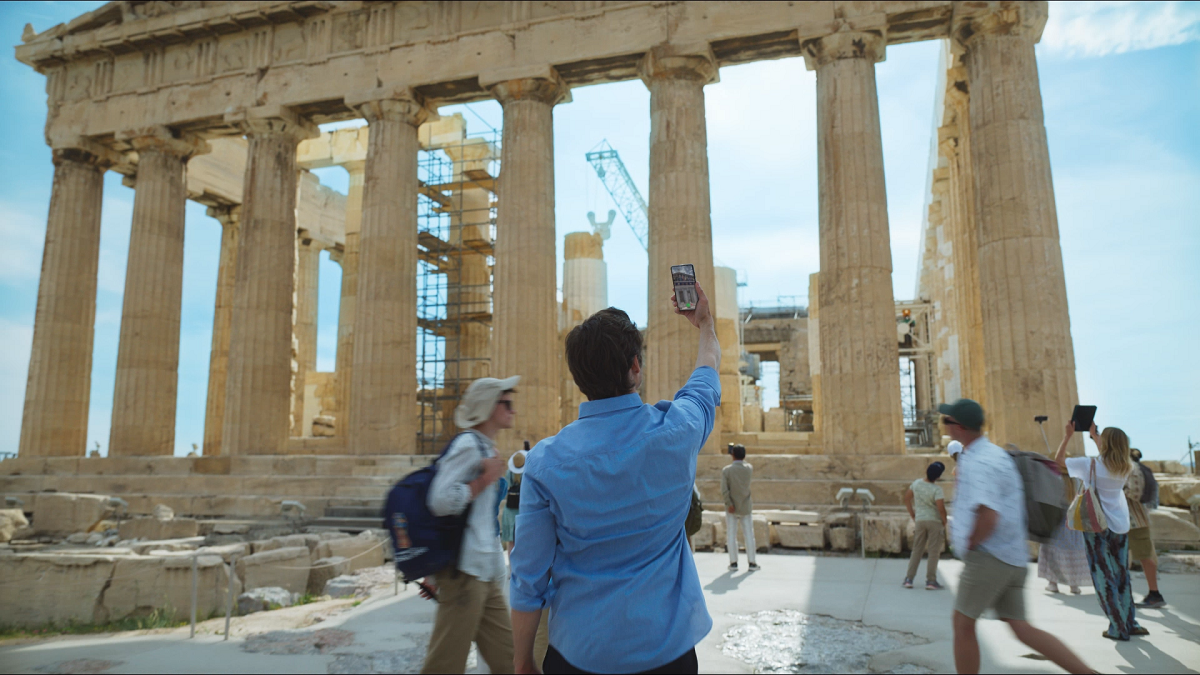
[486,69,570,448]
[108,128,206,456]
[335,160,365,436]
[291,237,321,437]
[19,144,113,457]
[560,231,609,426]
[221,108,317,455]
[802,31,904,455]
[345,89,428,455]
[202,206,240,456]
[955,1,1079,454]
[640,47,719,411]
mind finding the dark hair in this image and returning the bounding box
[730,444,746,461]
[565,307,643,401]
[926,461,945,482]
[1130,448,1142,463]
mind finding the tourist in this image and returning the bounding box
[903,461,947,590]
[1056,422,1147,640]
[510,287,721,674]
[422,377,519,674]
[722,443,758,571]
[1127,448,1165,608]
[501,465,521,554]
[1036,471,1090,596]
[941,398,1092,675]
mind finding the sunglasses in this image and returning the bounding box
[498,400,515,411]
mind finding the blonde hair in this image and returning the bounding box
[1099,427,1132,476]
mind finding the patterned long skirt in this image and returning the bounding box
[1038,520,1092,587]
[1083,529,1143,639]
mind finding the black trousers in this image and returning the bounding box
[543,645,698,675]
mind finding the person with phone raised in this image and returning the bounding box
[509,283,721,674]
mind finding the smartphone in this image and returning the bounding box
[671,264,698,310]
[1071,405,1097,432]
[417,580,439,603]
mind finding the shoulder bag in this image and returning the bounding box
[1067,458,1108,533]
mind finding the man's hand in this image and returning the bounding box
[418,578,438,601]
[469,456,507,498]
[672,280,713,329]
[727,506,735,514]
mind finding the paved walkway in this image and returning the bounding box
[2,553,1197,674]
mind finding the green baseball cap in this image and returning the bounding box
[938,398,985,431]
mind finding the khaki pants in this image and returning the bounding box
[905,520,944,583]
[422,571,514,674]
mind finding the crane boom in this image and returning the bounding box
[586,140,649,251]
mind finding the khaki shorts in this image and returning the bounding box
[955,549,1027,621]
[1128,526,1157,563]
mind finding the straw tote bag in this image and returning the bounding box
[1067,459,1108,533]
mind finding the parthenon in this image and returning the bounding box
[5,0,1087,516]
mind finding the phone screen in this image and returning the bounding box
[671,264,697,310]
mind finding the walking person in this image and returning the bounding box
[1036,472,1091,596]
[1126,448,1166,608]
[421,377,520,674]
[510,285,721,674]
[721,444,758,571]
[940,399,1091,675]
[1056,421,1147,641]
[903,461,947,590]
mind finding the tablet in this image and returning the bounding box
[1071,405,1097,432]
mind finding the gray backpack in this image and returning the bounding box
[1005,445,1069,544]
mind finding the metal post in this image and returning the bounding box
[394,569,399,596]
[225,555,236,641]
[190,553,198,638]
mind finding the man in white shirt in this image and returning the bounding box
[940,399,1090,675]
[422,376,518,674]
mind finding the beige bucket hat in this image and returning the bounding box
[454,375,520,428]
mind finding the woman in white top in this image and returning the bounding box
[1056,422,1146,641]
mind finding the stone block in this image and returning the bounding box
[0,509,30,543]
[758,510,820,524]
[118,517,199,541]
[129,537,206,554]
[0,554,117,626]
[236,546,311,594]
[823,512,855,528]
[252,533,321,558]
[238,587,297,615]
[315,531,384,572]
[1149,507,1200,546]
[1158,478,1200,509]
[775,523,825,549]
[308,556,350,595]
[711,516,726,550]
[324,575,363,599]
[1142,460,1188,475]
[764,407,786,432]
[862,516,903,554]
[691,523,714,551]
[33,493,110,535]
[828,527,855,551]
[101,554,235,623]
[195,543,250,562]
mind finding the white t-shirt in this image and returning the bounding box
[1066,456,1131,534]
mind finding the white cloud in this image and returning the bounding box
[1042,1,1200,57]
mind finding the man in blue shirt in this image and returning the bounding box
[509,284,721,674]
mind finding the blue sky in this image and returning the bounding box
[1,2,1197,462]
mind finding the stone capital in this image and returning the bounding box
[117,126,210,160]
[224,105,319,142]
[638,44,719,85]
[936,126,961,157]
[952,1,1048,47]
[345,87,434,127]
[206,204,241,228]
[48,135,123,170]
[801,30,885,70]
[482,65,571,105]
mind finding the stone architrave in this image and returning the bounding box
[221,107,317,456]
[202,206,240,456]
[639,47,719,414]
[109,127,208,456]
[292,237,321,437]
[484,68,570,448]
[954,1,1080,454]
[802,31,904,455]
[20,141,116,458]
[335,160,366,437]
[345,88,429,455]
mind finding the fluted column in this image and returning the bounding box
[291,237,321,437]
[335,160,365,437]
[19,143,113,457]
[202,206,240,455]
[955,1,1078,454]
[221,107,317,455]
[802,31,904,454]
[560,231,609,426]
[640,47,720,418]
[486,69,570,448]
[344,89,429,455]
[108,128,207,456]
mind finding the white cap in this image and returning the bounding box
[454,376,520,428]
[947,440,964,458]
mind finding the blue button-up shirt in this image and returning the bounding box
[510,366,720,673]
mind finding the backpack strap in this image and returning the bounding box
[441,430,493,578]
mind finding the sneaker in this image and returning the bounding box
[926,581,944,591]
[1045,582,1059,593]
[728,562,738,571]
[1069,586,1082,595]
[1137,592,1166,608]
[1131,626,1150,636]
[748,562,760,571]
[902,578,914,589]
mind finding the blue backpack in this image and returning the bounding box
[383,433,483,582]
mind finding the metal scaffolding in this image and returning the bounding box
[416,129,501,453]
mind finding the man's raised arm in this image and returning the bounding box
[672,280,720,373]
